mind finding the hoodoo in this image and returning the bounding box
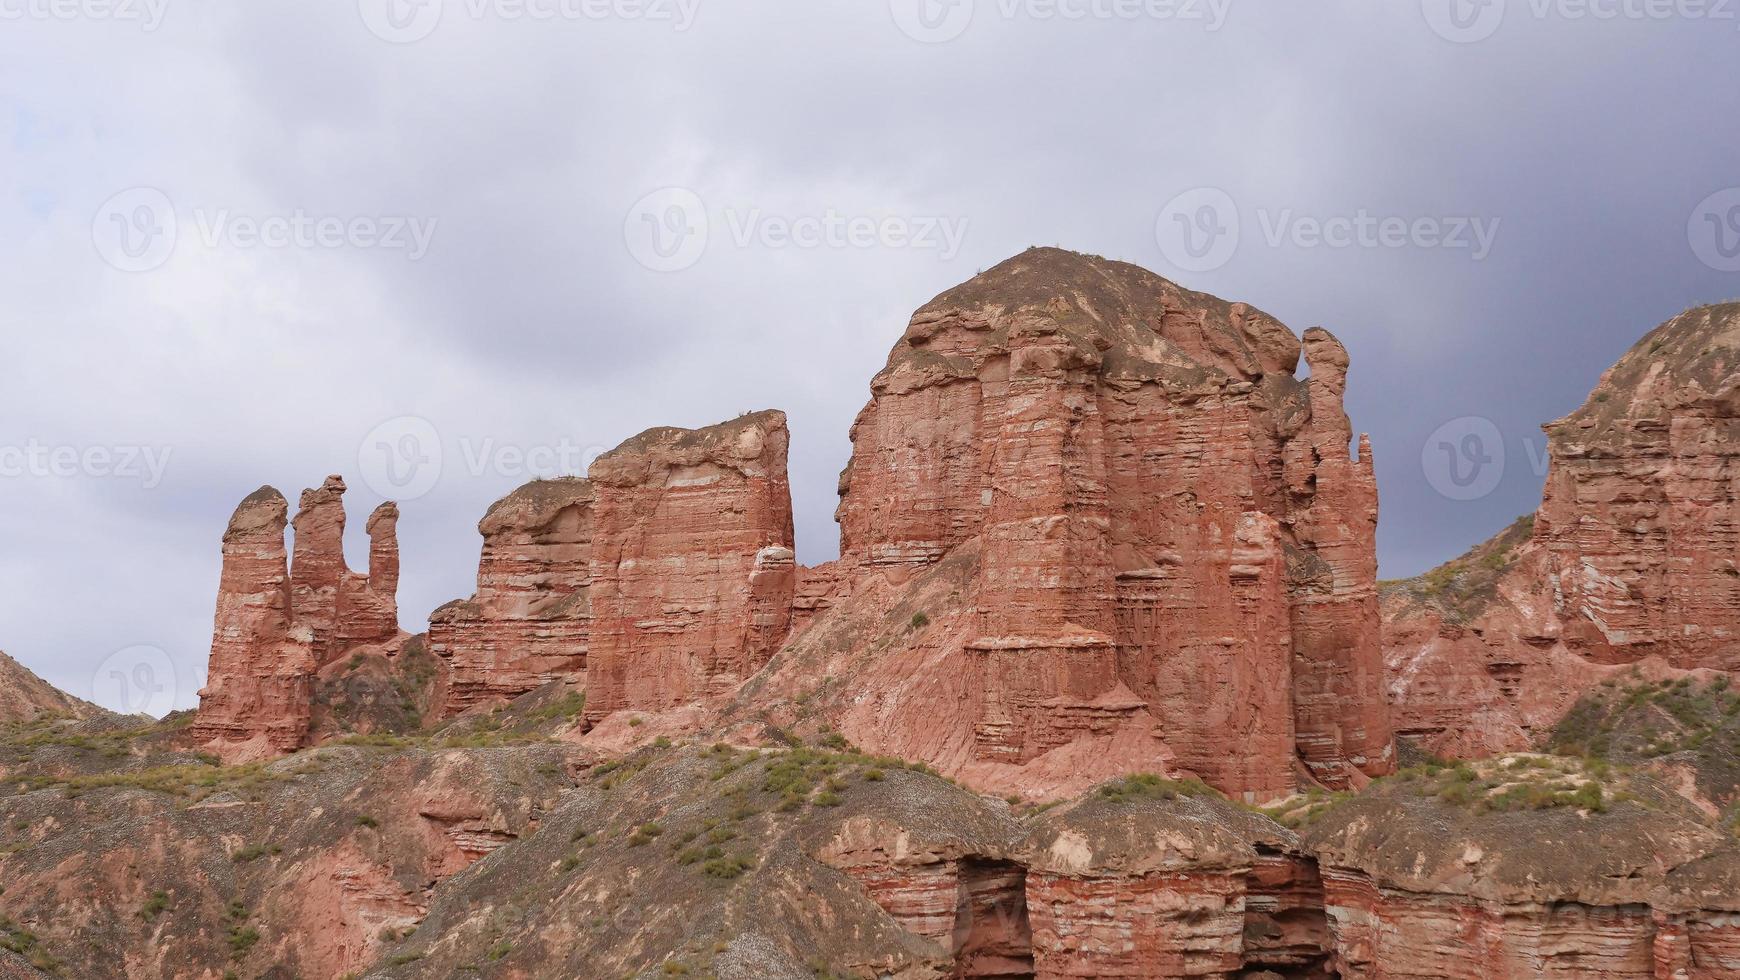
[193,477,405,759]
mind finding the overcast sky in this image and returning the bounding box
[2,0,1736,712]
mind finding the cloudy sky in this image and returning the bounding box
[2,0,1736,712]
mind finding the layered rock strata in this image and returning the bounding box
[191,487,315,755]
[1385,303,1740,758]
[194,477,402,756]
[583,410,797,723]
[429,478,594,715]
[1302,759,1740,979]
[812,247,1391,797]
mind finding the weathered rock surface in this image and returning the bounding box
[190,487,315,758]
[1014,782,1332,979]
[430,477,594,715]
[584,411,796,724]
[1302,755,1740,979]
[753,248,1391,800]
[0,652,104,725]
[0,719,583,980]
[194,478,405,759]
[1386,304,1740,760]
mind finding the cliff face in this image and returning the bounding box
[193,478,405,759]
[584,410,797,723]
[1385,303,1740,759]
[777,247,1391,799]
[429,478,594,715]
[1538,302,1740,670]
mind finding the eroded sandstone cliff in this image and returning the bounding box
[748,247,1391,800]
[430,477,594,715]
[583,410,797,724]
[193,478,405,759]
[1385,303,1740,761]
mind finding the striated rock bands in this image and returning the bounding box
[824,248,1392,798]
[1385,303,1740,759]
[584,410,797,723]
[194,477,403,757]
[430,478,594,715]
[1537,303,1740,670]
[191,487,314,755]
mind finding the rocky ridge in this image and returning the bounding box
[2,250,1737,977]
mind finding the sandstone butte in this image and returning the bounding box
[1384,301,1740,760]
[137,250,1740,979]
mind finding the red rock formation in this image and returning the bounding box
[291,477,399,666]
[1013,788,1334,979]
[1303,759,1740,980]
[1537,303,1740,670]
[430,478,594,715]
[1386,304,1740,758]
[778,248,1390,799]
[1289,330,1391,786]
[195,479,403,757]
[584,411,796,724]
[0,651,104,723]
[192,487,315,756]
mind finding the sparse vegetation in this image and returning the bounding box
[1096,773,1222,803]
[140,891,170,921]
[1384,755,1622,815]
